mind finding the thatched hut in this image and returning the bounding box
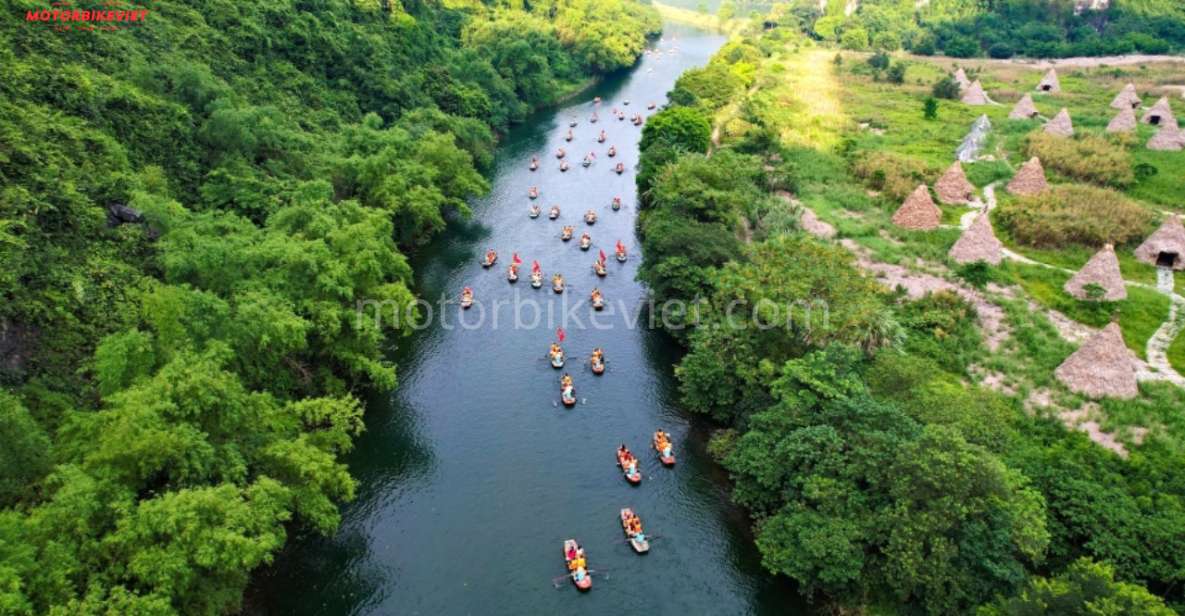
[1064,244,1127,301]
[1054,322,1138,399]
[1009,94,1039,120]
[1110,83,1141,110]
[891,185,942,231]
[1044,108,1074,137]
[953,68,971,91]
[934,161,976,204]
[961,80,989,106]
[949,213,1003,265]
[1036,68,1061,93]
[1147,124,1184,151]
[1142,96,1175,126]
[1006,157,1048,197]
[1106,107,1137,134]
[1134,215,1185,270]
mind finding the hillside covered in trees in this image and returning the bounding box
[638,6,1185,614]
[0,0,659,613]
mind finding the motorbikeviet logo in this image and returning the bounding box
[24,1,151,32]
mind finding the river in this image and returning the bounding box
[248,23,804,615]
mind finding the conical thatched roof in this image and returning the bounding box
[961,80,989,105]
[949,213,1003,264]
[1044,108,1074,137]
[1106,107,1137,133]
[891,185,942,231]
[1054,322,1138,399]
[1110,83,1141,110]
[1036,68,1061,93]
[1009,94,1039,120]
[1142,96,1175,125]
[934,161,976,204]
[954,68,971,90]
[1134,215,1185,270]
[1147,124,1184,151]
[1064,244,1126,301]
[1007,157,1048,196]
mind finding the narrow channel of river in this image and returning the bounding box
[249,23,804,615]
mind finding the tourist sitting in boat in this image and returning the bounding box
[556,148,565,159]
[632,114,642,126]
[529,156,538,171]
[623,99,630,106]
[482,249,497,267]
[593,96,601,104]
[615,240,627,262]
[569,119,577,128]
[460,287,473,309]
[528,186,539,200]
[561,226,574,241]
[579,233,591,250]
[528,204,541,218]
[611,196,621,210]
[654,429,675,465]
[614,162,624,174]
[597,130,606,143]
[590,288,604,310]
[561,374,573,389]
[593,259,607,277]
[531,261,543,288]
[560,160,569,172]
[550,343,565,368]
[607,145,616,157]
[507,263,518,283]
[565,129,573,142]
[647,102,656,110]
[584,210,597,225]
[590,112,598,123]
[549,205,560,219]
[582,154,593,167]
[561,374,576,406]
[591,348,605,374]
[552,274,565,294]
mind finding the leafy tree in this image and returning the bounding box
[640,107,712,156]
[924,96,939,120]
[977,558,1175,616]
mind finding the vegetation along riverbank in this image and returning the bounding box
[0,0,659,613]
[638,2,1185,613]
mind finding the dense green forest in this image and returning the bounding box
[638,9,1185,614]
[720,0,1185,58]
[0,0,658,612]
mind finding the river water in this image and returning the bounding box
[249,23,804,615]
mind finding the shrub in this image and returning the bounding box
[945,35,980,58]
[994,185,1155,249]
[868,51,891,71]
[932,76,962,100]
[887,62,907,84]
[923,97,938,120]
[851,151,935,202]
[989,42,1014,59]
[841,27,870,51]
[1025,133,1135,187]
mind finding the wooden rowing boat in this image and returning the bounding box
[616,448,641,484]
[620,508,650,554]
[653,432,675,466]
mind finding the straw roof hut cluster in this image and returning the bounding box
[1044,108,1074,137]
[961,80,989,106]
[1134,215,1185,270]
[1064,244,1126,301]
[1036,69,1061,93]
[1054,322,1138,399]
[934,162,975,204]
[891,185,942,230]
[949,213,1003,265]
[1006,157,1048,196]
[1009,94,1039,120]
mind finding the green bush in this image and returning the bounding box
[1025,133,1135,188]
[995,185,1154,249]
[851,151,935,202]
[932,76,962,100]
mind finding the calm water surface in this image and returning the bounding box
[249,23,806,616]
